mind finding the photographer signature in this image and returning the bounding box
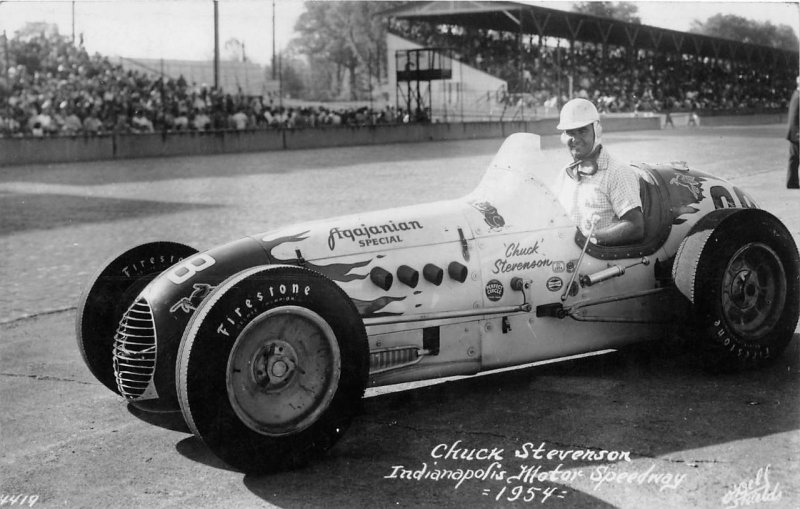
[721,464,782,508]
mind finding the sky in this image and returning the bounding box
[0,0,798,66]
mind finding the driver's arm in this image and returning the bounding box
[592,208,644,246]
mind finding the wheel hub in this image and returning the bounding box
[730,269,760,310]
[252,340,297,390]
[721,242,787,338]
[226,306,341,437]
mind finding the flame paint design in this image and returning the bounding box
[261,230,370,282]
[352,296,407,317]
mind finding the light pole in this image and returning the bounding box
[278,50,283,112]
[1,0,10,129]
[368,51,373,116]
[272,0,277,80]
[213,0,219,90]
[3,29,8,129]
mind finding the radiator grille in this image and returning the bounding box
[113,297,157,400]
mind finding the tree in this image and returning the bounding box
[14,22,61,41]
[224,38,246,62]
[290,1,404,101]
[572,2,641,24]
[690,14,798,50]
[10,23,68,74]
[276,49,307,100]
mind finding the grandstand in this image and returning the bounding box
[387,33,511,122]
[386,1,798,121]
[0,0,796,140]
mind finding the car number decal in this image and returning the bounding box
[166,253,216,285]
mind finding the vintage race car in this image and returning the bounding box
[76,133,799,473]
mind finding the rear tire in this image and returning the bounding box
[176,265,368,473]
[76,242,197,394]
[678,214,799,371]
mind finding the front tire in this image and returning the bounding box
[76,242,197,394]
[176,265,368,473]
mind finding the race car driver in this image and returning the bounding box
[555,98,644,246]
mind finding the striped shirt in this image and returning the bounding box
[558,148,642,236]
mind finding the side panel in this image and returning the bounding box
[465,166,670,370]
[473,227,668,370]
[368,320,483,386]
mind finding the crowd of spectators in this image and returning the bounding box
[1,24,794,137]
[0,31,416,138]
[393,22,794,116]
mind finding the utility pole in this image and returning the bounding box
[0,2,9,130]
[3,30,9,127]
[160,58,166,132]
[3,30,8,80]
[368,51,373,116]
[72,0,76,44]
[272,0,276,80]
[213,0,219,90]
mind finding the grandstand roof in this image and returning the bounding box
[387,1,797,66]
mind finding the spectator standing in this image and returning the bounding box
[131,110,155,133]
[83,109,103,135]
[262,107,275,127]
[662,97,675,129]
[786,77,800,189]
[112,111,130,133]
[192,108,211,131]
[329,110,342,126]
[28,106,52,137]
[173,110,189,131]
[62,108,83,135]
[687,101,700,127]
[231,108,249,130]
[1,113,21,136]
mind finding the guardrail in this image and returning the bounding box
[0,116,657,167]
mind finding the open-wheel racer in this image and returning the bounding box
[76,133,799,473]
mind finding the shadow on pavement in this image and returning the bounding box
[175,436,241,473]
[234,335,799,507]
[0,192,220,236]
[127,404,190,434]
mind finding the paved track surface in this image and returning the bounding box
[1,125,798,508]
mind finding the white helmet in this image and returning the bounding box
[557,98,600,130]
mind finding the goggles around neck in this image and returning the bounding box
[565,145,603,181]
